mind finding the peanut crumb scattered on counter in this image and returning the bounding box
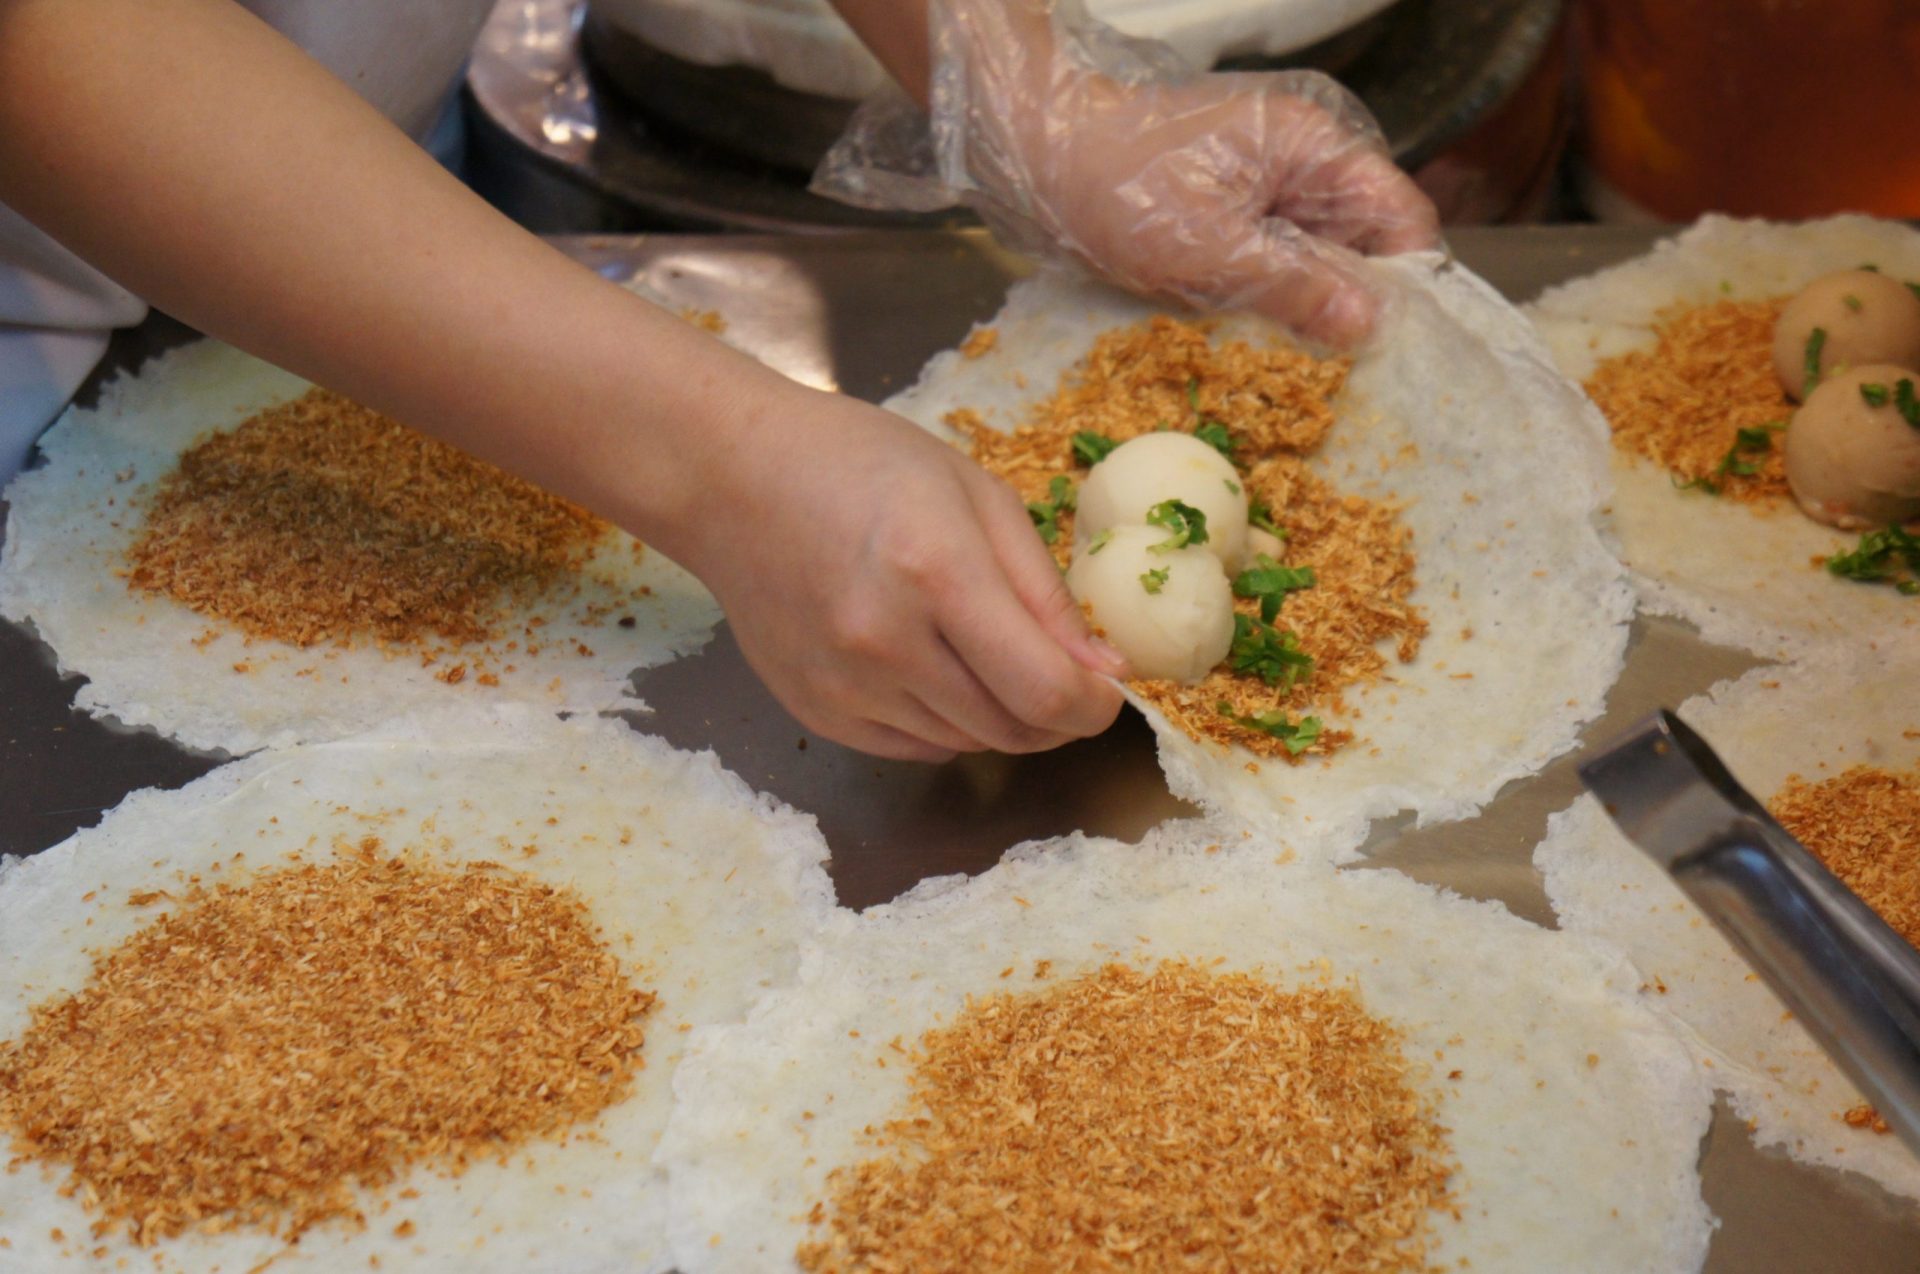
[798,960,1454,1273]
[959,326,999,359]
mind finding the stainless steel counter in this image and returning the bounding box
[3,226,1917,1268]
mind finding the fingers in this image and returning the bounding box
[894,493,1122,752]
[1152,210,1382,349]
[823,718,961,765]
[931,535,1127,745]
[1304,144,1440,256]
[915,641,1081,754]
[966,472,1130,680]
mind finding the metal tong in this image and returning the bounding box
[1580,711,1920,1159]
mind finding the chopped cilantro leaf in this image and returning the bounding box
[1248,494,1284,537]
[1086,528,1114,556]
[1229,614,1313,689]
[1140,566,1170,594]
[1683,420,1785,489]
[1865,378,1920,427]
[1672,473,1720,496]
[1215,700,1323,754]
[1860,263,1882,272]
[1908,281,1920,304]
[1224,477,1242,496]
[1193,420,1239,464]
[1071,431,1120,467]
[1146,499,1210,551]
[1844,293,1865,312]
[1232,555,1316,623]
[1186,377,1201,412]
[1026,474,1076,544]
[1898,378,1920,429]
[1827,525,1920,592]
[1803,327,1827,397]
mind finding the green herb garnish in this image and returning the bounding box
[1844,293,1865,312]
[1898,378,1920,429]
[1087,528,1114,555]
[1026,474,1076,544]
[1677,420,1785,494]
[1216,700,1323,754]
[1827,526,1920,591]
[1146,499,1209,552]
[1223,477,1242,496]
[1072,431,1120,467]
[1140,566,1170,594]
[1248,494,1284,537]
[1721,421,1785,477]
[1908,281,1920,304]
[1232,555,1317,623]
[1803,327,1828,397]
[1194,420,1239,464]
[1228,614,1314,689]
[1862,382,1891,407]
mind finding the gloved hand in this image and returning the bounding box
[817,0,1439,349]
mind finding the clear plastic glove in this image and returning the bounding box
[816,0,1440,348]
[673,383,1128,763]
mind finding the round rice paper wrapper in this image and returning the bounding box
[0,706,835,1272]
[657,824,1715,1273]
[1525,215,1920,659]
[0,341,722,755]
[884,260,1632,863]
[1536,649,1920,1203]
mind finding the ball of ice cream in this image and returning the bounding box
[1773,270,1920,401]
[1075,431,1249,568]
[1784,363,1920,529]
[1065,525,1234,683]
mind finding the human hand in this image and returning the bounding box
[672,385,1128,763]
[982,70,1442,349]
[815,0,1440,350]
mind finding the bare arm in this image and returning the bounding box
[0,0,1124,760]
[825,0,934,103]
[0,0,755,543]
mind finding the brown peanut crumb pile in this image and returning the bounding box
[953,315,1424,760]
[0,839,655,1246]
[1769,764,1920,1135]
[798,960,1456,1274]
[124,389,610,648]
[1584,299,1794,502]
